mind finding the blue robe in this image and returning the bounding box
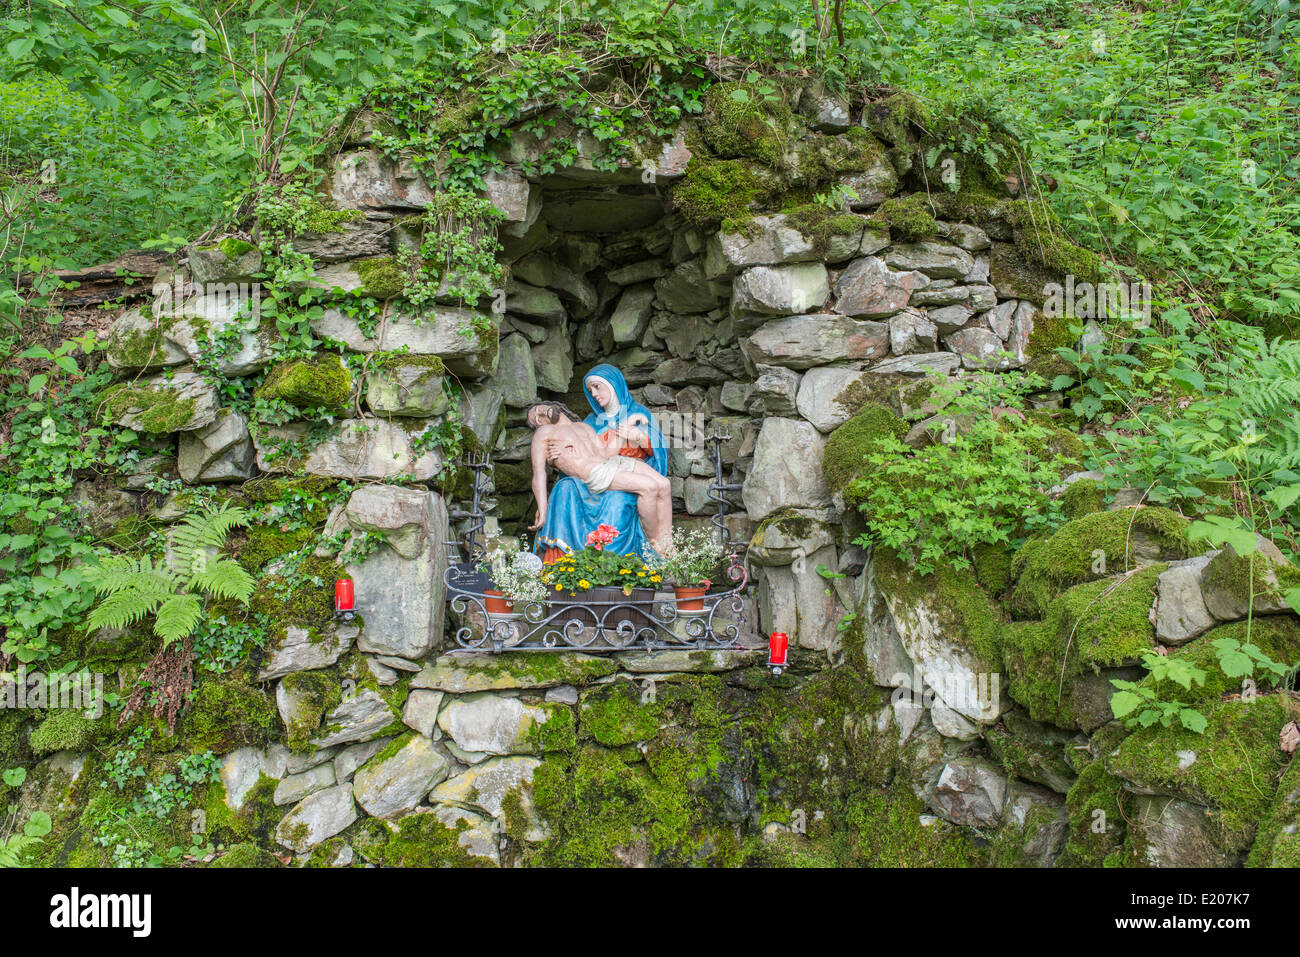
[533,363,668,560]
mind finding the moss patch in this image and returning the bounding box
[181,672,278,754]
[256,355,354,413]
[870,193,937,242]
[1003,565,1163,727]
[673,157,765,230]
[1107,696,1290,850]
[100,383,197,433]
[822,402,909,505]
[1008,506,1192,619]
[354,256,405,299]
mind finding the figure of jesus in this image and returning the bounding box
[525,401,673,556]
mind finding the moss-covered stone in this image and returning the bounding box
[822,402,909,506]
[277,669,343,751]
[698,82,793,167]
[210,842,282,867]
[256,355,353,413]
[1248,746,1300,867]
[870,193,937,243]
[353,809,495,867]
[28,709,106,756]
[100,383,197,434]
[1059,478,1105,519]
[1003,565,1164,728]
[1060,760,1127,866]
[181,672,278,754]
[354,256,405,299]
[248,555,345,631]
[1144,616,1300,705]
[673,157,765,230]
[971,542,1016,597]
[1008,507,1192,619]
[861,91,929,146]
[1107,696,1290,851]
[872,547,1006,669]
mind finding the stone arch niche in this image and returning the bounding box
[104,88,1098,662]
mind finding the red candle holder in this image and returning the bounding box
[768,631,788,676]
[335,578,355,622]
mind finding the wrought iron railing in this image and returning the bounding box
[444,554,751,653]
[443,420,754,654]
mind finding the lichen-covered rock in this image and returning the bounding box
[273,763,336,807]
[402,690,444,737]
[364,355,450,417]
[219,746,290,812]
[177,408,256,483]
[254,419,443,482]
[411,654,617,693]
[355,805,499,866]
[352,733,451,819]
[1124,795,1245,867]
[730,262,830,321]
[259,623,355,681]
[869,550,1005,724]
[944,326,1007,371]
[274,783,357,852]
[347,490,448,660]
[436,694,572,755]
[531,327,575,392]
[430,756,543,827]
[754,544,846,651]
[887,308,938,355]
[795,366,877,433]
[741,313,889,370]
[831,255,928,318]
[741,417,831,521]
[310,306,499,378]
[105,308,188,370]
[747,507,838,565]
[101,371,219,433]
[883,241,975,279]
[932,757,1007,827]
[311,689,399,749]
[1153,555,1217,644]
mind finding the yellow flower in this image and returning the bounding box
[578,579,592,590]
[637,571,646,577]
[619,568,631,575]
[650,575,661,583]
[555,584,563,592]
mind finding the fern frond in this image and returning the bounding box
[189,557,256,603]
[154,594,203,646]
[85,587,165,634]
[170,503,251,558]
[85,555,179,598]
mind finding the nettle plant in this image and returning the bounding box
[84,504,256,646]
[850,372,1069,575]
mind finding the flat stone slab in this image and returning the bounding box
[411,653,618,693]
[616,649,763,673]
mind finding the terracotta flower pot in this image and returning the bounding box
[674,584,709,612]
[483,589,514,615]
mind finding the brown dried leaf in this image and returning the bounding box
[1280,720,1300,755]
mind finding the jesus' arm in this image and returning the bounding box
[528,426,551,531]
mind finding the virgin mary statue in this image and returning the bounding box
[532,363,668,562]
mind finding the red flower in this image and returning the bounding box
[585,524,619,550]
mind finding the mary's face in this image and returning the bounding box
[587,378,614,410]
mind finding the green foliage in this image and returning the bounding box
[0,807,52,868]
[541,547,662,595]
[0,353,119,665]
[84,504,255,646]
[849,373,1070,574]
[398,188,504,308]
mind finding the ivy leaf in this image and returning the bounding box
[1109,689,1143,718]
